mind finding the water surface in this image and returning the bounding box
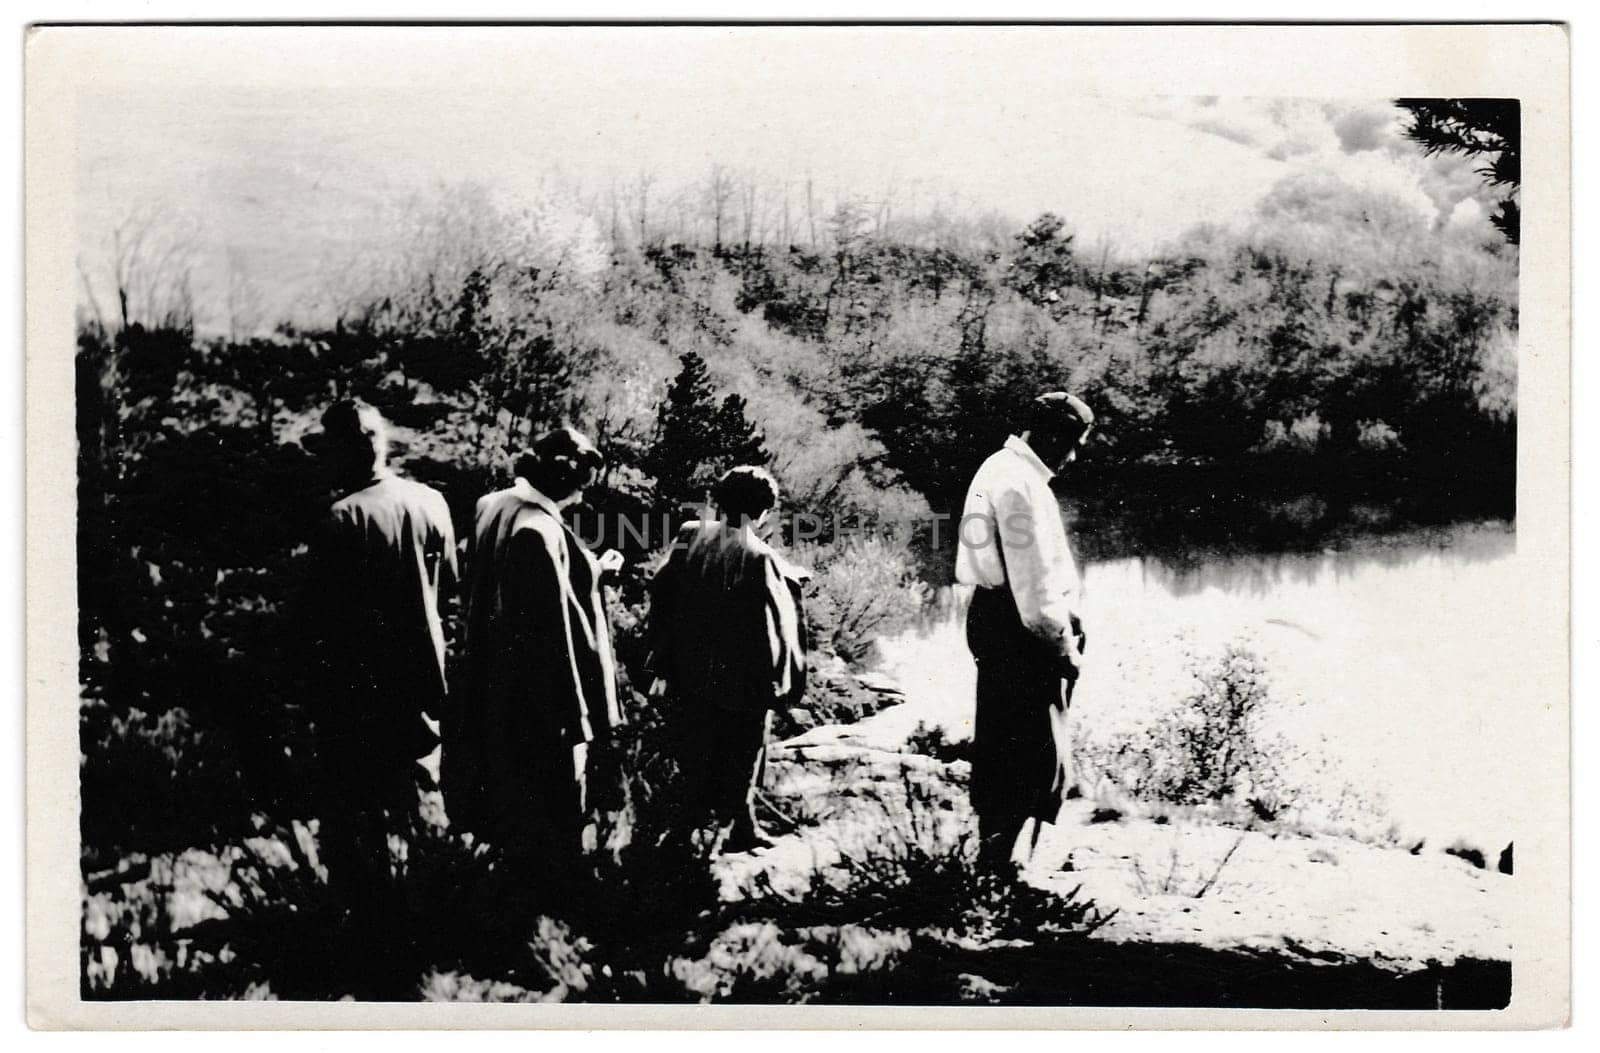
[878,519,1524,851]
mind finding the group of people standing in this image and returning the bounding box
[305,386,1094,919]
[305,403,808,913]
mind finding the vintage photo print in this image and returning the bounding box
[24,23,1570,1028]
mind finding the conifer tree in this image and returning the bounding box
[1006,213,1077,307]
[645,351,771,513]
[1396,98,1520,244]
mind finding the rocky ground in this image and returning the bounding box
[81,664,1515,1006]
[710,680,1515,1006]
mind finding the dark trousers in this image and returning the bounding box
[683,703,771,835]
[316,738,422,940]
[966,587,1072,869]
[487,736,589,906]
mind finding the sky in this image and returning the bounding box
[72,30,1502,333]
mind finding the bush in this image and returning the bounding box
[75,191,1512,1002]
[802,535,930,666]
[904,720,972,765]
[79,702,253,859]
[82,740,1109,1003]
[1080,644,1287,811]
[1076,643,1383,832]
[665,765,1109,1003]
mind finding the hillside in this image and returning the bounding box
[76,190,1518,1003]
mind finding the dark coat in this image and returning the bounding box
[443,481,622,838]
[309,470,457,783]
[646,520,806,713]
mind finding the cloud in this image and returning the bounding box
[1444,195,1503,246]
[77,85,1509,331]
[1160,98,1412,165]
[1190,116,1262,149]
[1161,98,1394,164]
[1264,131,1327,162]
[1331,105,1399,154]
[1142,98,1510,235]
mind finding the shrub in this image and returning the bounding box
[904,720,972,765]
[747,766,1110,949]
[802,535,930,666]
[667,765,1109,1003]
[82,726,1109,1003]
[1076,643,1383,832]
[1080,643,1281,809]
[79,702,252,859]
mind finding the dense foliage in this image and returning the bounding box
[77,185,1516,868]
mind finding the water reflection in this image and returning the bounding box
[1121,521,1515,600]
[882,518,1524,851]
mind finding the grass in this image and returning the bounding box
[79,638,1503,1005]
[1127,833,1247,899]
[81,746,1112,1003]
[80,715,1514,1008]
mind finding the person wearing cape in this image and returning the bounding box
[444,427,624,894]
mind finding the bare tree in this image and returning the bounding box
[703,164,735,249]
[221,248,269,343]
[779,178,794,247]
[873,172,901,238]
[669,184,697,244]
[631,167,656,245]
[828,198,872,253]
[757,180,787,248]
[605,178,623,251]
[76,260,110,334]
[739,170,759,250]
[805,173,819,248]
[98,205,201,333]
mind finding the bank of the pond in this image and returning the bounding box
[878,517,1522,856]
[737,709,1514,1006]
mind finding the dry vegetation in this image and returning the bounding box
[77,167,1516,1000]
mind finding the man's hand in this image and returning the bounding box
[1059,614,1086,683]
[1059,650,1084,683]
[598,548,625,575]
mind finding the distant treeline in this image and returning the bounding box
[76,192,1517,855]
[716,210,1515,511]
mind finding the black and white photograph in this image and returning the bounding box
[23,23,1571,1026]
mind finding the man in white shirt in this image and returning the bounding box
[955,392,1095,871]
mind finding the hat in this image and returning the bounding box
[1030,391,1095,442]
[308,398,387,455]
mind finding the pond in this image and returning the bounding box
[877,513,1523,854]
